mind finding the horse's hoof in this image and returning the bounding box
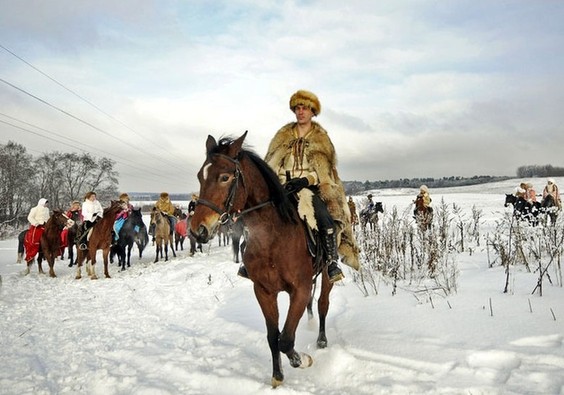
[271,377,283,388]
[299,353,313,368]
[90,275,98,280]
[75,275,81,280]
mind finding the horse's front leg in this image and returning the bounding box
[153,242,160,263]
[102,248,111,278]
[37,254,45,274]
[75,250,84,279]
[280,287,313,369]
[170,236,176,257]
[316,273,334,348]
[88,251,98,280]
[254,286,284,387]
[47,253,57,278]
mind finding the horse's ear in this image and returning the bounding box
[228,131,247,157]
[206,135,217,154]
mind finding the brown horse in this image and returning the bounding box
[190,132,334,388]
[25,210,74,277]
[414,195,433,231]
[150,208,176,262]
[75,200,126,279]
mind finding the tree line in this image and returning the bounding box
[0,141,118,233]
[516,164,564,178]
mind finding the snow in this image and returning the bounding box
[1,178,564,395]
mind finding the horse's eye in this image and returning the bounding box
[220,174,230,183]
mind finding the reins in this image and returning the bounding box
[196,153,273,224]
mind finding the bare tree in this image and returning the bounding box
[0,141,35,227]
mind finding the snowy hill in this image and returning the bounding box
[0,177,563,394]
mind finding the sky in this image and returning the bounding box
[1,1,564,194]
[1,178,564,394]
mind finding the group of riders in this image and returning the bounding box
[23,190,200,266]
[20,88,564,284]
[513,178,562,209]
[349,184,433,227]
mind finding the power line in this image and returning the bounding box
[0,77,188,173]
[0,117,182,185]
[0,43,190,168]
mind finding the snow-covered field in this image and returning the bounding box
[1,178,563,395]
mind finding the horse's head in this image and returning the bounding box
[52,210,74,229]
[375,202,384,213]
[504,193,515,207]
[190,132,248,243]
[190,131,294,244]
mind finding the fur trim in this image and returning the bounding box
[160,192,169,198]
[289,90,321,115]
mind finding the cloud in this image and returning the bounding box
[1,1,564,193]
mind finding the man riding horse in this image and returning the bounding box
[237,90,360,282]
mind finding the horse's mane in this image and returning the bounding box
[214,137,297,224]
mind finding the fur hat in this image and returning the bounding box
[420,185,429,193]
[119,193,130,202]
[160,192,169,199]
[548,178,556,184]
[289,90,321,115]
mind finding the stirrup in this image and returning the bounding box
[327,262,344,283]
[79,243,88,251]
[237,264,249,279]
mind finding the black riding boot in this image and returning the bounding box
[76,223,89,250]
[323,227,344,283]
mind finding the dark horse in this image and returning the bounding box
[414,195,433,231]
[16,229,27,263]
[504,194,540,225]
[110,208,148,271]
[190,132,334,387]
[75,200,126,279]
[25,210,74,277]
[231,218,247,263]
[540,194,559,226]
[62,210,82,267]
[359,202,383,231]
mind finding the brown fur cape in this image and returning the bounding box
[265,121,360,270]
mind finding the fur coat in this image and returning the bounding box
[265,121,360,270]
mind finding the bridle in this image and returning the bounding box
[196,153,272,224]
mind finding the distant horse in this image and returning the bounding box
[504,194,540,225]
[217,221,231,246]
[150,208,176,262]
[540,194,559,226]
[359,202,383,231]
[110,208,147,271]
[16,229,27,263]
[231,219,247,263]
[75,200,126,280]
[186,215,202,256]
[60,210,82,267]
[25,210,74,277]
[414,195,433,231]
[190,132,334,387]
